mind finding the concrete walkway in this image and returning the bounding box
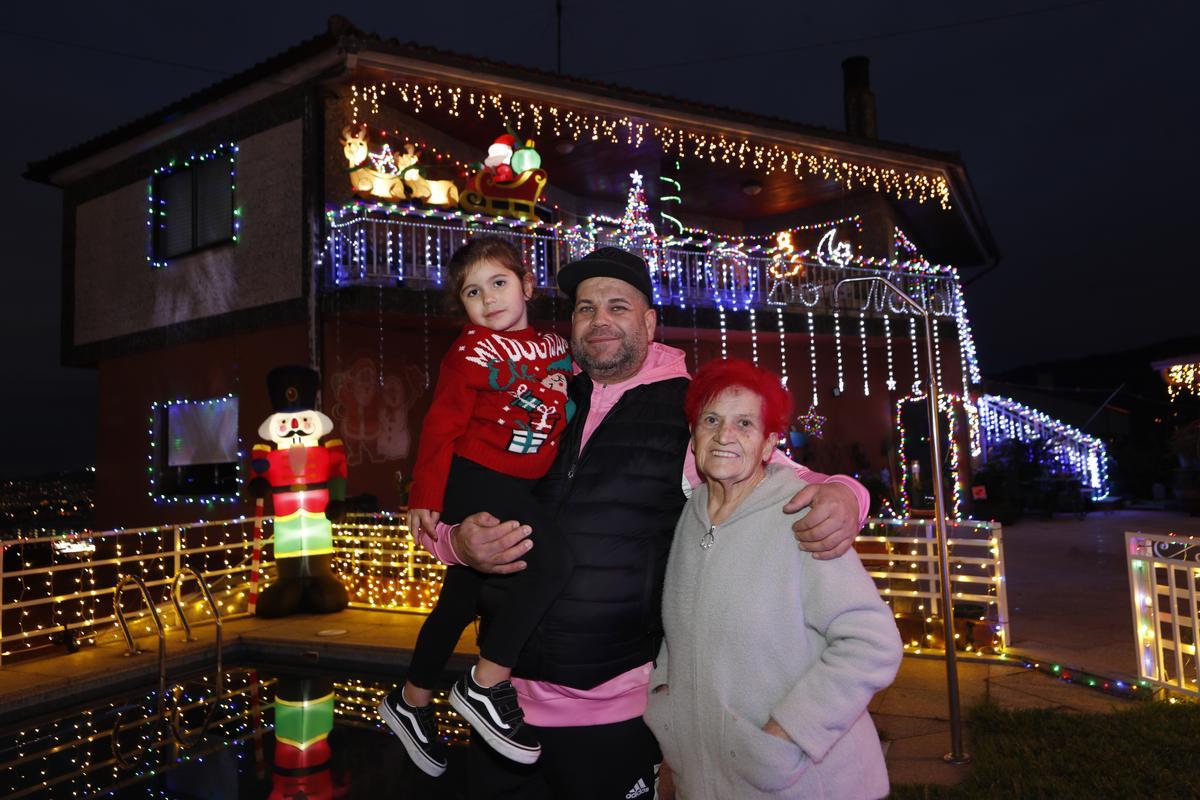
[0,508,1194,790]
[876,508,1198,787]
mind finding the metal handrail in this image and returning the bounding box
[111,574,167,770]
[113,575,166,664]
[170,568,224,647]
[167,568,225,747]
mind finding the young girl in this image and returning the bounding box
[379,236,574,777]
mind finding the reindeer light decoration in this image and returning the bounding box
[341,125,405,200]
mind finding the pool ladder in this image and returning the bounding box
[111,569,225,761]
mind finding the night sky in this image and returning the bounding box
[2,1,1194,476]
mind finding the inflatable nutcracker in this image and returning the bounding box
[269,677,340,800]
[250,365,349,618]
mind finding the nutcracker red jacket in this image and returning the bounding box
[408,325,573,512]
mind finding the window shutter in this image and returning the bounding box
[195,158,234,247]
[157,170,194,258]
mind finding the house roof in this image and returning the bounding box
[25,16,998,266]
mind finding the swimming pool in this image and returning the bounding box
[0,662,472,799]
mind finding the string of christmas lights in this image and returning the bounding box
[350,81,953,208]
[895,393,967,520]
[1165,362,1200,401]
[976,394,1109,494]
[146,143,240,269]
[147,395,243,505]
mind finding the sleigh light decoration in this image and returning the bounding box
[459,133,548,222]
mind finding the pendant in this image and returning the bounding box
[700,526,715,550]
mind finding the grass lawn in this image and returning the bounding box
[890,701,1200,800]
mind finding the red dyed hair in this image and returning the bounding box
[684,358,792,435]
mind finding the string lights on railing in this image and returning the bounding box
[858,517,1006,655]
[0,518,259,662]
[976,394,1109,495]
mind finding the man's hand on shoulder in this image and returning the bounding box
[783,482,860,560]
[454,511,533,574]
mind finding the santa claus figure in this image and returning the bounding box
[483,133,517,182]
[250,365,349,618]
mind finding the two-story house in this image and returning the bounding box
[30,17,1096,529]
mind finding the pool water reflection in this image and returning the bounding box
[1,664,471,799]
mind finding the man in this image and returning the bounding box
[417,247,867,799]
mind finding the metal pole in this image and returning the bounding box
[835,276,970,765]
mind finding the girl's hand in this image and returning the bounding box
[408,508,441,540]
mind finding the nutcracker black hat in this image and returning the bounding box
[266,365,320,413]
[260,365,334,440]
[556,246,654,305]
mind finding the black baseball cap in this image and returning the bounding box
[557,246,654,305]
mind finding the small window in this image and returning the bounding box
[149,145,238,266]
[149,396,241,502]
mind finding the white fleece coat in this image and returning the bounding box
[644,464,903,800]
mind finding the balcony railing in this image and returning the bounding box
[2,511,1004,666]
[325,211,964,319]
[1127,531,1200,698]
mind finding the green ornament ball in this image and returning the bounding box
[510,147,542,174]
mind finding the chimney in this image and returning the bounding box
[842,56,877,138]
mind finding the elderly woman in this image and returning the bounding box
[644,359,903,800]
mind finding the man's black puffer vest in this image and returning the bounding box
[477,371,690,689]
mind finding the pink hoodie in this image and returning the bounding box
[419,342,870,727]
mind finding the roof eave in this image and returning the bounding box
[25,42,346,187]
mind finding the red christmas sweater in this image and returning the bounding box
[409,325,574,512]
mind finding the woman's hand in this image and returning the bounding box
[762,717,795,743]
[652,683,670,695]
[407,508,441,540]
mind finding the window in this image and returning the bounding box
[148,144,239,267]
[149,395,241,502]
